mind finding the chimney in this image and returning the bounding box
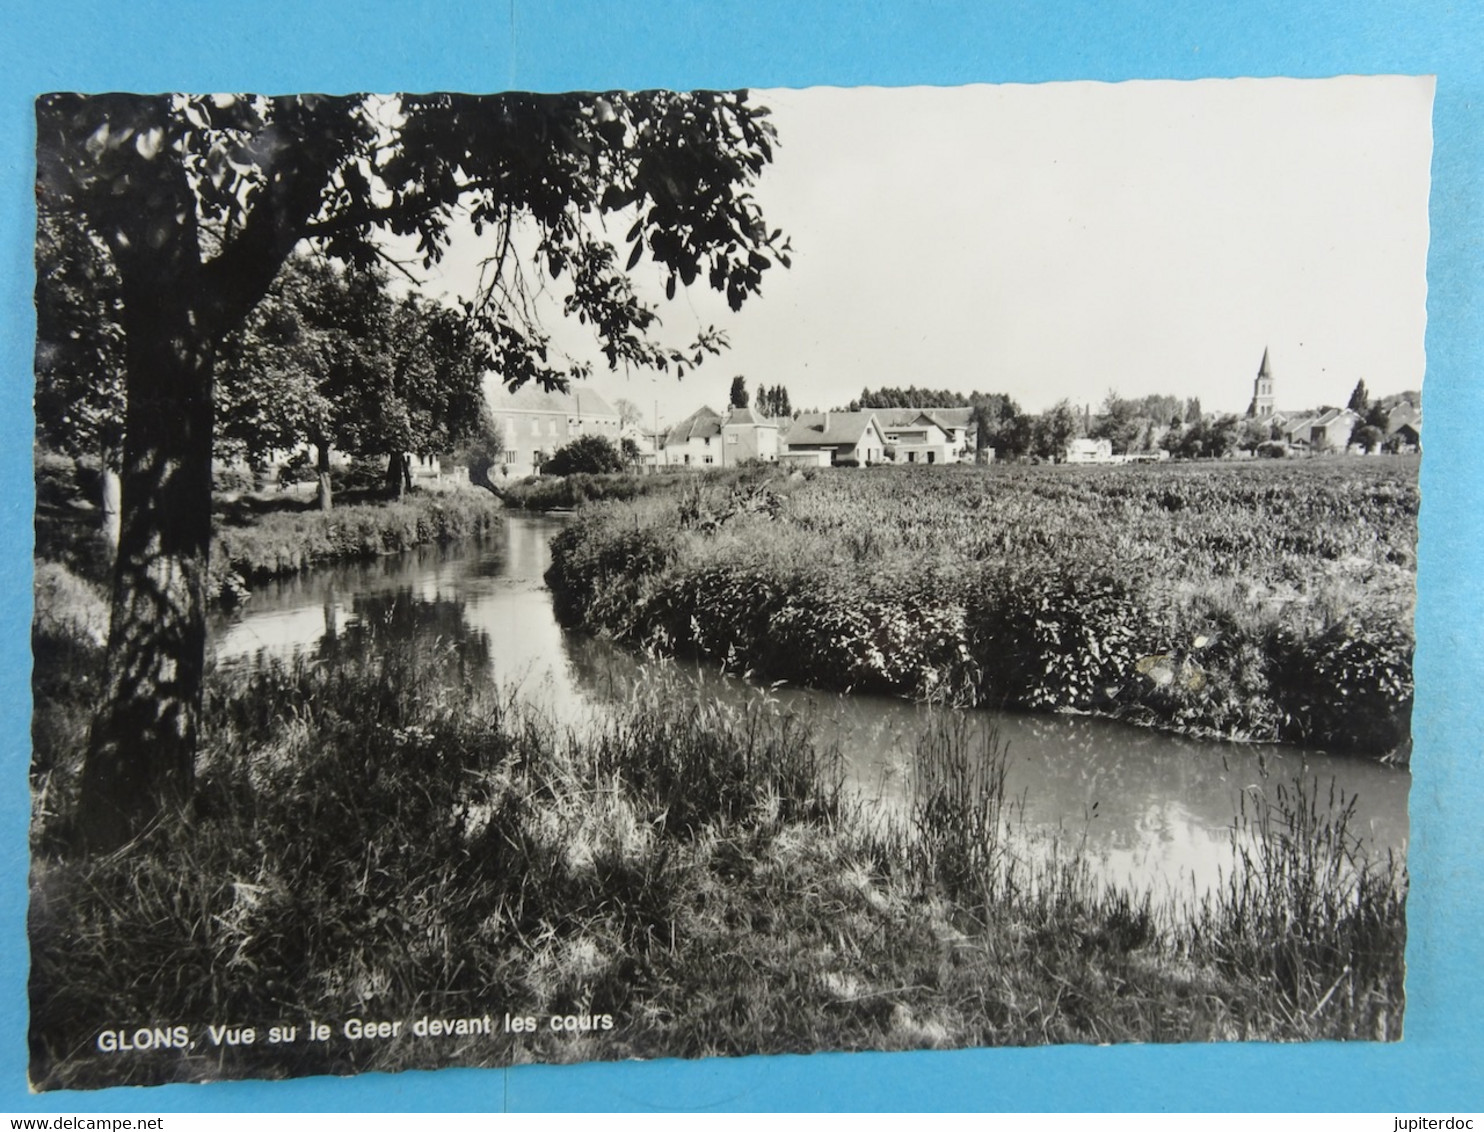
[823,411,831,433]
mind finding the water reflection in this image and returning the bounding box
[209,513,1409,898]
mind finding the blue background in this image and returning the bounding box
[1,0,1480,1112]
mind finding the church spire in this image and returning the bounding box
[1248,347,1275,419]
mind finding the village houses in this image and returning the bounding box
[872,408,975,464]
[1244,347,1419,454]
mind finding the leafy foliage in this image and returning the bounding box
[541,435,628,476]
[755,383,793,419]
[216,254,490,468]
[33,211,125,464]
[1033,399,1080,460]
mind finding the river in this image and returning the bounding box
[209,512,1409,899]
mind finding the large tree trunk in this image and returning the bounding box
[79,284,215,850]
[316,440,333,512]
[77,150,215,851]
[55,93,343,852]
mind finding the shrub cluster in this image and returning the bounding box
[546,462,1417,756]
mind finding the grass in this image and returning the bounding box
[34,449,504,602]
[30,630,1406,1089]
[545,461,1417,755]
[497,466,770,512]
[207,490,503,600]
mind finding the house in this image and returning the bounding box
[1284,407,1360,452]
[926,407,977,453]
[782,412,888,466]
[484,378,621,475]
[1385,402,1422,452]
[719,405,780,466]
[867,407,977,463]
[660,405,724,466]
[1065,437,1116,463]
[873,409,957,465]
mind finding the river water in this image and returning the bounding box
[209,512,1409,899]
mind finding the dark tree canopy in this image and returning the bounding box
[756,383,793,419]
[218,253,490,504]
[37,89,789,848]
[542,434,627,475]
[1033,400,1080,461]
[34,210,125,466]
[849,385,978,409]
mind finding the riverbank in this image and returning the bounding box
[496,466,756,511]
[546,461,1418,757]
[208,490,503,600]
[29,632,1405,1089]
[35,451,504,604]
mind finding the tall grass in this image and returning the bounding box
[209,491,503,599]
[1199,778,1407,1039]
[547,462,1417,755]
[30,633,1405,1089]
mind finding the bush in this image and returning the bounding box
[501,472,657,511]
[208,492,503,598]
[542,435,627,476]
[211,464,256,494]
[968,566,1151,711]
[330,458,391,494]
[1270,618,1414,753]
[541,461,1417,755]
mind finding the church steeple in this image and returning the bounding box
[1248,347,1275,419]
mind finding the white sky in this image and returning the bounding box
[404,76,1434,428]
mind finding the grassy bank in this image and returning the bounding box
[497,467,764,512]
[30,631,1404,1089]
[546,461,1417,756]
[208,491,502,599]
[35,450,503,603]
[497,470,661,511]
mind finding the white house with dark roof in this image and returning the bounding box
[861,406,978,463]
[873,409,957,464]
[782,411,888,466]
[660,405,725,466]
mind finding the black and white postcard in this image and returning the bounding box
[29,76,1430,1090]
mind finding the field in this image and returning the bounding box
[547,459,1418,756]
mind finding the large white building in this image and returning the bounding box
[484,378,621,475]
